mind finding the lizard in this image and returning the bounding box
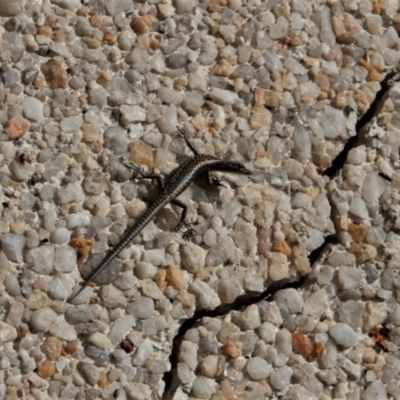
[68,131,251,302]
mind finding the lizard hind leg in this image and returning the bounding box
[172,198,195,240]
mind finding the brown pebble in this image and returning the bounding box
[348,242,361,253]
[211,58,233,77]
[41,59,68,89]
[82,37,101,49]
[150,36,161,50]
[264,90,280,108]
[176,290,194,307]
[69,237,93,263]
[348,223,366,243]
[166,265,184,290]
[173,76,187,91]
[89,15,102,28]
[254,87,265,107]
[37,360,55,379]
[103,31,117,45]
[5,117,29,140]
[129,140,154,169]
[222,341,241,358]
[41,336,62,361]
[121,338,134,353]
[36,25,53,36]
[35,75,45,89]
[358,59,383,82]
[354,89,370,114]
[372,0,380,14]
[274,239,292,255]
[98,370,108,388]
[290,36,303,46]
[64,340,79,355]
[221,379,236,400]
[131,16,148,35]
[142,14,156,27]
[155,269,167,292]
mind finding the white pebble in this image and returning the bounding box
[88,332,112,350]
[54,245,77,272]
[0,321,17,345]
[49,321,77,341]
[246,357,271,380]
[50,227,71,244]
[30,307,58,332]
[143,249,165,266]
[1,233,26,262]
[203,229,217,247]
[22,97,43,121]
[3,275,21,296]
[132,340,153,366]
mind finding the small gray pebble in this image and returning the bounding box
[328,323,358,348]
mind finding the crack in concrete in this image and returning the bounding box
[162,70,400,399]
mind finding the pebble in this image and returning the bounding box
[29,308,58,332]
[50,227,71,245]
[303,289,329,319]
[5,117,29,140]
[104,126,128,155]
[157,86,183,105]
[3,275,21,296]
[41,60,68,89]
[125,383,151,400]
[189,279,221,310]
[22,97,44,122]
[127,297,155,319]
[328,323,358,348]
[209,88,238,105]
[143,248,166,266]
[273,289,304,318]
[77,362,100,386]
[180,243,205,274]
[235,305,261,330]
[85,346,110,367]
[0,321,17,345]
[60,116,83,133]
[43,153,70,180]
[246,357,271,380]
[108,316,135,345]
[166,54,188,69]
[0,0,24,16]
[337,267,362,291]
[275,329,293,356]
[41,336,62,361]
[37,360,56,380]
[120,105,147,126]
[1,233,26,262]
[362,381,387,400]
[48,274,71,300]
[270,366,293,390]
[88,332,112,350]
[54,245,77,273]
[179,340,198,371]
[26,246,55,275]
[199,355,218,378]
[133,340,153,366]
[191,377,217,399]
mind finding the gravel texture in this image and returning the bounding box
[0,0,399,399]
